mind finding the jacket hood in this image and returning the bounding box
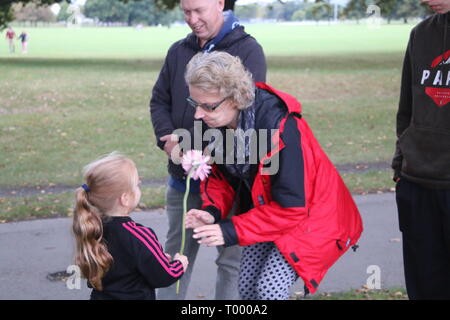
[255,82,302,115]
[185,25,251,52]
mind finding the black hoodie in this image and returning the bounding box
[150,26,266,179]
[392,12,450,189]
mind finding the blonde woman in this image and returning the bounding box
[184,52,363,300]
[72,152,188,300]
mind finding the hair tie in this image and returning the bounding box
[81,184,91,193]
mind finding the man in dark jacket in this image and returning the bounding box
[393,0,450,300]
[149,0,266,300]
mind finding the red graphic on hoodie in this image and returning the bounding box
[426,50,450,107]
[431,50,450,68]
[425,87,450,107]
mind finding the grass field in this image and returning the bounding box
[0,23,412,58]
[0,23,414,221]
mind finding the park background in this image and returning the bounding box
[0,0,424,223]
[0,0,431,300]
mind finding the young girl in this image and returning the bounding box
[18,31,28,54]
[72,152,188,300]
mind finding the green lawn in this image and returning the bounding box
[0,23,413,58]
[0,23,414,221]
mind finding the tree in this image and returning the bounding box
[126,0,182,26]
[0,4,15,30]
[308,2,332,22]
[375,0,396,23]
[1,0,327,29]
[264,1,310,22]
[291,9,306,22]
[13,1,56,26]
[1,0,68,30]
[81,0,181,26]
[393,0,428,23]
[234,3,260,21]
[343,0,369,23]
[56,1,71,21]
[84,0,130,24]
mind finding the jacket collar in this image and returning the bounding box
[185,25,249,52]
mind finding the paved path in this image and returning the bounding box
[0,162,390,199]
[0,192,404,300]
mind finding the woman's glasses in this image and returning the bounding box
[186,96,228,112]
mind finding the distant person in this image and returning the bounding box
[72,152,188,300]
[5,27,15,54]
[18,31,28,54]
[150,0,266,300]
[392,0,450,300]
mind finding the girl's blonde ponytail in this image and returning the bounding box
[73,187,113,291]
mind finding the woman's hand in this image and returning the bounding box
[185,209,215,229]
[193,224,224,247]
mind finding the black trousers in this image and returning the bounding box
[396,178,450,300]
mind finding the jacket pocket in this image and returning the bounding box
[399,125,450,181]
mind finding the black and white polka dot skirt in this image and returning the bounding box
[238,242,299,300]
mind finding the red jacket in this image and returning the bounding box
[200,83,363,294]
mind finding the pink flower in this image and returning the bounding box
[176,150,211,294]
[181,150,211,181]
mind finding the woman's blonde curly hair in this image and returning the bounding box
[185,51,255,110]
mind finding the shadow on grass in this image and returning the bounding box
[269,52,404,72]
[0,52,404,73]
[0,57,165,72]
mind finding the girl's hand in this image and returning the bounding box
[164,253,172,260]
[192,224,224,247]
[174,253,189,272]
[185,209,215,229]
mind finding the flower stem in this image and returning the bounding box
[176,170,192,294]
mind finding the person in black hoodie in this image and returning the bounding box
[150,0,266,300]
[393,0,450,300]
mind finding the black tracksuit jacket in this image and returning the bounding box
[89,216,184,300]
